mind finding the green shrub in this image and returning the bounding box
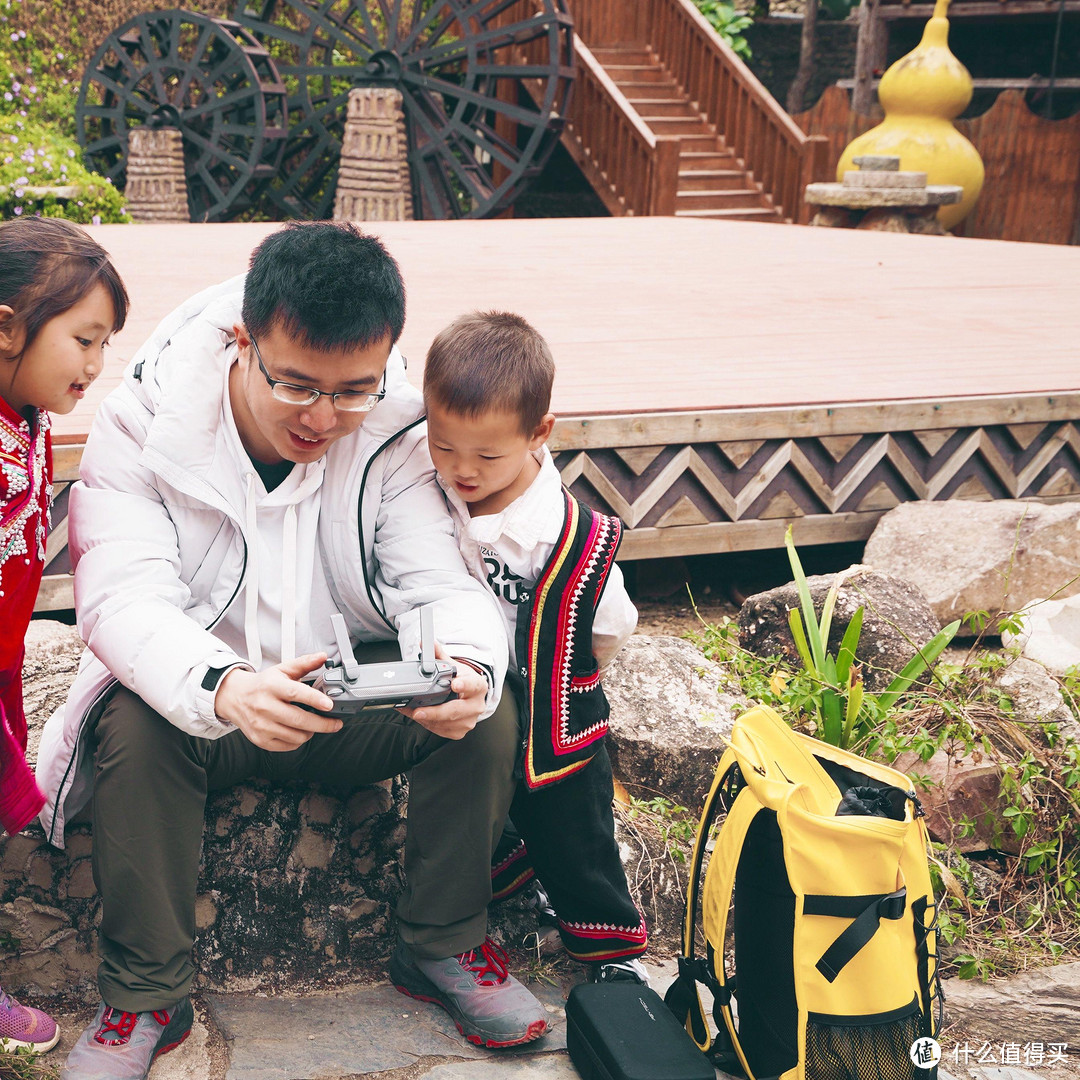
[693,0,754,62]
[0,116,129,222]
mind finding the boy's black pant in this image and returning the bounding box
[492,740,647,963]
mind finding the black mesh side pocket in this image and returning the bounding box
[805,998,932,1080]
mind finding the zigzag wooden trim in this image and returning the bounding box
[554,419,1080,549]
[34,411,1080,609]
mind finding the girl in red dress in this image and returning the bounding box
[0,217,128,1054]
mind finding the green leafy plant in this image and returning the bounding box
[784,526,960,749]
[0,1044,61,1079]
[626,795,697,862]
[693,0,753,62]
[0,116,129,223]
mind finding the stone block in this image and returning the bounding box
[865,500,1080,627]
[605,634,744,811]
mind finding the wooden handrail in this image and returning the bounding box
[570,0,830,222]
[516,25,680,216]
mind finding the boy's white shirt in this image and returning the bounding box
[436,444,638,671]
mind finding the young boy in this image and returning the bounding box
[423,311,648,983]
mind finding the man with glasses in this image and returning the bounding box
[37,222,549,1080]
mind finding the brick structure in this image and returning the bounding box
[333,88,413,222]
[124,126,190,223]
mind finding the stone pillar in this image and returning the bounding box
[333,88,413,222]
[124,127,190,223]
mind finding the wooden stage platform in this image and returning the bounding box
[38,216,1080,609]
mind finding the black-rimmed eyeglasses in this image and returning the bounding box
[250,334,387,413]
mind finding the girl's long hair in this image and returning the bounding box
[0,218,129,361]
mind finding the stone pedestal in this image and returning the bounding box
[805,154,961,234]
[333,88,413,222]
[124,127,190,223]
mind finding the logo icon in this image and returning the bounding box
[909,1038,941,1069]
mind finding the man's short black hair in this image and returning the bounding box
[241,222,406,350]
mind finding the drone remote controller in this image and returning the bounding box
[308,606,456,715]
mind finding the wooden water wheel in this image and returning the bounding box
[76,10,288,221]
[232,0,574,219]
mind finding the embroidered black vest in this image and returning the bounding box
[513,488,623,790]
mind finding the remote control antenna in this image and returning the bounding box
[419,605,437,676]
[330,613,362,681]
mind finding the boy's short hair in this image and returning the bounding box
[242,221,406,352]
[423,311,554,433]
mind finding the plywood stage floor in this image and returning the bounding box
[36,216,1080,608]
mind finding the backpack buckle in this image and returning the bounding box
[879,891,906,920]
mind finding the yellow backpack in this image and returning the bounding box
[664,705,942,1080]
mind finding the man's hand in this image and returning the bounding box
[398,642,488,740]
[215,653,341,752]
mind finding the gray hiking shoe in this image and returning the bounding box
[390,937,549,1048]
[60,998,192,1079]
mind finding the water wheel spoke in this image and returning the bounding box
[409,13,562,69]
[402,69,540,128]
[445,115,520,171]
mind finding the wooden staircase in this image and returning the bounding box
[515,0,831,222]
[589,44,782,222]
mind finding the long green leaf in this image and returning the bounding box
[835,606,864,686]
[842,675,865,749]
[818,582,841,658]
[821,686,843,746]
[788,607,816,675]
[875,619,962,713]
[785,526,825,671]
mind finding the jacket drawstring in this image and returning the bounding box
[243,473,263,670]
[281,503,297,663]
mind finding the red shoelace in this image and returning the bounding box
[94,1007,170,1046]
[457,938,510,986]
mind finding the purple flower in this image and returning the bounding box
[2,92,10,101]
[91,214,101,225]
[13,206,21,215]
[14,188,24,197]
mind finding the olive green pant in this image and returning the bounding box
[88,651,520,1012]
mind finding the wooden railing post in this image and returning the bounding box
[648,137,681,215]
[796,135,832,223]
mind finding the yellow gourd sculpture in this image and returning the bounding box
[838,0,984,229]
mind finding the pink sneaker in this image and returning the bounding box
[0,986,60,1053]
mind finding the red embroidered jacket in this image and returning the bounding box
[0,395,50,834]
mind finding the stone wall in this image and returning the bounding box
[3,627,711,999]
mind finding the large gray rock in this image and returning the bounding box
[865,501,1080,627]
[943,961,1080,1048]
[20,619,83,765]
[1,778,411,1001]
[993,655,1080,745]
[1003,593,1080,676]
[737,566,944,693]
[604,634,746,812]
